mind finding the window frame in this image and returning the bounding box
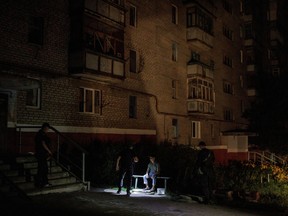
[26,87,41,109]
[191,121,201,139]
[129,95,137,119]
[129,4,137,27]
[172,118,178,138]
[172,42,178,62]
[79,87,102,114]
[130,49,137,73]
[28,16,44,45]
[172,4,178,24]
[172,80,178,99]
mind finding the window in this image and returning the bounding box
[129,95,137,118]
[223,0,232,14]
[26,88,40,108]
[244,23,254,39]
[172,43,178,61]
[191,121,201,139]
[28,16,44,45]
[223,108,233,121]
[188,78,214,101]
[129,5,137,27]
[223,55,233,67]
[240,50,243,63]
[210,124,214,138]
[172,80,177,99]
[130,50,137,73]
[172,5,178,24]
[240,75,244,88]
[239,25,244,38]
[85,22,124,59]
[272,68,280,77]
[223,25,233,40]
[172,119,178,138]
[187,7,213,34]
[191,52,200,61]
[79,88,101,114]
[223,81,233,94]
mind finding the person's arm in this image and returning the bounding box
[145,164,150,177]
[42,141,52,155]
[116,156,121,171]
[156,163,160,175]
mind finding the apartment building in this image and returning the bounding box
[1,0,284,163]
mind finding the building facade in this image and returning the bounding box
[1,0,285,163]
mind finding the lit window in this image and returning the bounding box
[79,88,101,114]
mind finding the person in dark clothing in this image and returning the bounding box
[35,122,53,188]
[194,141,215,204]
[116,144,139,196]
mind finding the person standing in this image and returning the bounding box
[35,122,53,188]
[194,141,215,204]
[143,155,160,192]
[116,144,139,196]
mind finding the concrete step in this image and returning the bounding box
[17,176,78,191]
[2,169,20,177]
[16,155,37,163]
[10,175,27,183]
[26,182,87,196]
[29,166,63,175]
[0,164,11,171]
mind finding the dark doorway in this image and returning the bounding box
[0,93,8,153]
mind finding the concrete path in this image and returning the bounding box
[1,187,286,216]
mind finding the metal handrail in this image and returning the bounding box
[16,125,90,189]
[248,151,286,166]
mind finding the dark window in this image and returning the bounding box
[130,50,137,73]
[172,119,178,137]
[187,7,213,34]
[28,16,44,45]
[129,5,136,27]
[26,88,40,108]
[172,5,177,24]
[129,96,137,118]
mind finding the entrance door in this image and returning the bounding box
[0,93,8,153]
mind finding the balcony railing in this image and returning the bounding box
[187,27,213,50]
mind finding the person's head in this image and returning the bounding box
[41,122,50,132]
[149,155,156,163]
[198,141,206,149]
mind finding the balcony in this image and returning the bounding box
[246,64,256,72]
[187,27,213,50]
[187,100,214,114]
[187,62,214,79]
[69,50,125,82]
[244,38,256,47]
[247,88,257,97]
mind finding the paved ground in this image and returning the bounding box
[1,187,287,216]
